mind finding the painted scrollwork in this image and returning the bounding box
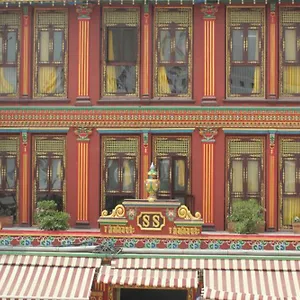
[177,205,202,220]
[101,204,125,218]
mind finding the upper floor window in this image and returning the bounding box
[0,11,20,97]
[34,10,68,98]
[154,8,192,98]
[102,8,140,97]
[280,8,300,96]
[226,8,265,98]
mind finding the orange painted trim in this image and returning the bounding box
[77,143,82,220]
[143,151,149,199]
[269,20,276,96]
[142,13,149,97]
[268,154,275,228]
[22,153,28,223]
[22,15,29,96]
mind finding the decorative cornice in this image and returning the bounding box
[201,4,218,19]
[76,4,93,20]
[199,128,218,142]
[74,127,92,141]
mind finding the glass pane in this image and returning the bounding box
[158,66,188,95]
[175,30,186,62]
[6,158,16,189]
[159,159,170,192]
[123,28,137,62]
[232,160,243,193]
[0,34,2,63]
[174,159,186,192]
[38,158,48,190]
[53,31,63,62]
[160,30,171,62]
[0,67,17,94]
[0,194,16,219]
[282,197,300,227]
[107,28,121,62]
[230,66,260,95]
[107,159,119,191]
[7,31,17,63]
[36,193,63,212]
[51,158,62,190]
[232,29,244,61]
[248,29,259,61]
[106,66,136,94]
[283,66,300,94]
[284,160,296,193]
[38,66,64,94]
[122,159,134,192]
[0,159,2,186]
[247,160,259,193]
[285,29,297,61]
[40,31,50,62]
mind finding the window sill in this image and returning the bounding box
[151,97,195,104]
[0,97,71,104]
[98,97,141,104]
[224,97,300,104]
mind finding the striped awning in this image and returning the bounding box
[203,259,300,300]
[97,258,199,288]
[0,255,102,300]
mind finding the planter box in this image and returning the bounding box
[292,223,300,234]
[0,215,14,230]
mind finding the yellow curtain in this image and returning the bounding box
[0,67,14,94]
[252,67,260,94]
[283,197,300,226]
[158,32,170,95]
[38,66,57,94]
[247,160,259,193]
[283,66,300,94]
[106,30,117,93]
[232,160,243,193]
[123,160,132,191]
[175,160,185,188]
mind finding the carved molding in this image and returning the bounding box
[74,127,92,141]
[199,128,218,143]
[76,4,93,20]
[201,4,218,19]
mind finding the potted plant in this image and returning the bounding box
[0,201,15,229]
[292,216,300,234]
[36,200,70,231]
[227,199,265,234]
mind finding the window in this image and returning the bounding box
[153,136,191,205]
[102,8,139,97]
[33,136,66,215]
[227,8,265,97]
[34,10,68,98]
[280,8,300,96]
[154,8,192,97]
[101,136,140,213]
[0,12,20,97]
[279,138,300,228]
[226,137,265,219]
[0,136,19,222]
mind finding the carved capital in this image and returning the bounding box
[22,131,28,146]
[75,127,92,141]
[199,128,218,143]
[269,133,276,155]
[76,5,93,20]
[201,4,218,19]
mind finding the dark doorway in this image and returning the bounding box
[120,288,187,300]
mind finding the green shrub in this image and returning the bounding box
[36,200,70,231]
[227,199,265,234]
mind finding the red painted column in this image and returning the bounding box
[142,132,151,199]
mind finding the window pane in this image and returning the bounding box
[0,67,17,94]
[51,158,62,190]
[38,158,48,190]
[247,160,259,193]
[40,31,50,62]
[160,30,171,62]
[175,30,186,62]
[107,159,119,191]
[230,66,260,94]
[248,29,259,61]
[159,159,170,192]
[284,29,297,61]
[122,159,134,192]
[0,194,16,219]
[123,28,137,62]
[0,34,2,63]
[53,31,63,62]
[284,160,296,193]
[0,159,2,187]
[232,160,243,193]
[232,29,244,61]
[174,159,186,192]
[7,31,17,63]
[283,66,300,94]
[38,66,64,94]
[6,158,16,189]
[107,28,121,62]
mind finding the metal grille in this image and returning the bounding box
[36,11,67,28]
[0,11,20,27]
[104,9,139,26]
[104,137,139,155]
[281,8,300,24]
[0,137,19,153]
[156,8,192,26]
[228,139,263,155]
[35,138,65,154]
[154,137,190,156]
[228,8,264,25]
[281,139,300,155]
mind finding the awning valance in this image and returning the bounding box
[0,255,102,300]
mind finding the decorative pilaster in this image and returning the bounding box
[21,6,30,98]
[21,132,29,224]
[75,127,92,226]
[267,132,276,230]
[142,132,149,198]
[142,5,150,99]
[201,4,218,105]
[76,5,93,105]
[199,128,218,229]
[268,4,277,98]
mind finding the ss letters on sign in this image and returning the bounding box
[137,212,165,231]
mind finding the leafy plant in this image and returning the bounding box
[294,216,300,223]
[227,199,265,234]
[36,200,70,231]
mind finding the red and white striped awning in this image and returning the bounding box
[0,255,102,300]
[97,258,199,288]
[203,260,300,300]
